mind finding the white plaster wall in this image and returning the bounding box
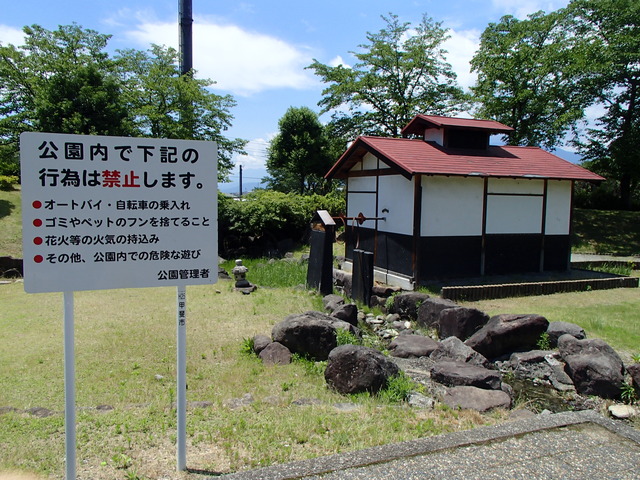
[486,195,543,234]
[347,191,377,220]
[488,178,544,194]
[362,152,387,170]
[545,180,572,235]
[348,175,376,192]
[421,176,484,236]
[424,129,444,145]
[377,175,414,235]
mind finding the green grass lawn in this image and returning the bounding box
[0,188,22,258]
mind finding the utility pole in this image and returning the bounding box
[239,165,243,198]
[179,0,193,76]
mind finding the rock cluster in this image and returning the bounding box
[248,290,639,416]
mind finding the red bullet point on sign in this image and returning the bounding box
[34,237,43,245]
[34,255,44,263]
[33,219,43,227]
[32,200,42,209]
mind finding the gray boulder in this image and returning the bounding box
[438,307,489,340]
[252,334,272,354]
[547,321,586,347]
[331,303,359,327]
[430,336,490,368]
[389,292,430,320]
[558,334,625,399]
[465,314,549,360]
[430,361,502,390]
[325,345,400,395]
[388,334,438,359]
[628,364,640,392]
[272,312,338,361]
[442,386,511,412]
[259,342,292,365]
[416,297,459,328]
[323,294,345,312]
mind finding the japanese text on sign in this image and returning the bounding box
[21,132,218,293]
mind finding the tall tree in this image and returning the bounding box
[265,106,342,195]
[308,13,467,140]
[568,0,640,209]
[116,45,246,181]
[470,10,592,149]
[0,24,130,174]
[0,24,246,182]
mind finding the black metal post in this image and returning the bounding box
[179,0,193,75]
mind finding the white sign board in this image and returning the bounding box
[20,132,218,293]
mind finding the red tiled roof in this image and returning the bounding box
[402,114,514,136]
[325,136,604,182]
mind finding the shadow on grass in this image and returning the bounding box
[0,198,14,220]
[572,209,640,256]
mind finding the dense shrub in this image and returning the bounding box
[218,190,345,257]
[0,175,19,191]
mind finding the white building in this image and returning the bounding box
[325,115,604,289]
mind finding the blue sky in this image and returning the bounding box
[1,0,572,193]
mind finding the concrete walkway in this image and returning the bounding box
[215,411,640,480]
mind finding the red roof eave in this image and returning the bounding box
[325,137,604,183]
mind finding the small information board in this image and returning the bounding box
[20,132,218,293]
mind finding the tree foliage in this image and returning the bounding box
[470,10,592,149]
[308,13,467,140]
[568,0,640,209]
[265,106,343,195]
[0,24,245,181]
[116,45,245,180]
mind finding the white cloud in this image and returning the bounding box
[443,28,482,90]
[233,136,272,171]
[329,55,350,68]
[491,0,570,19]
[0,24,25,46]
[124,18,317,96]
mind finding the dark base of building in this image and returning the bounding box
[344,227,571,283]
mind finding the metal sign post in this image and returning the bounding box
[63,291,76,480]
[176,286,187,470]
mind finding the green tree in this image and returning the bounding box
[0,24,129,174]
[470,10,592,149]
[308,13,467,140]
[568,0,640,209]
[116,45,246,181]
[265,106,343,195]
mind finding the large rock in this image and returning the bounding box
[331,303,359,327]
[416,298,459,328]
[430,336,490,368]
[442,386,511,412]
[272,312,339,361]
[323,294,345,312]
[324,345,400,395]
[430,361,502,390]
[558,334,625,399]
[252,334,272,354]
[628,364,640,391]
[389,292,430,320]
[438,307,489,341]
[388,334,438,358]
[258,342,292,365]
[465,314,549,360]
[547,321,586,348]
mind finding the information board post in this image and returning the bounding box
[176,286,187,470]
[63,291,76,480]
